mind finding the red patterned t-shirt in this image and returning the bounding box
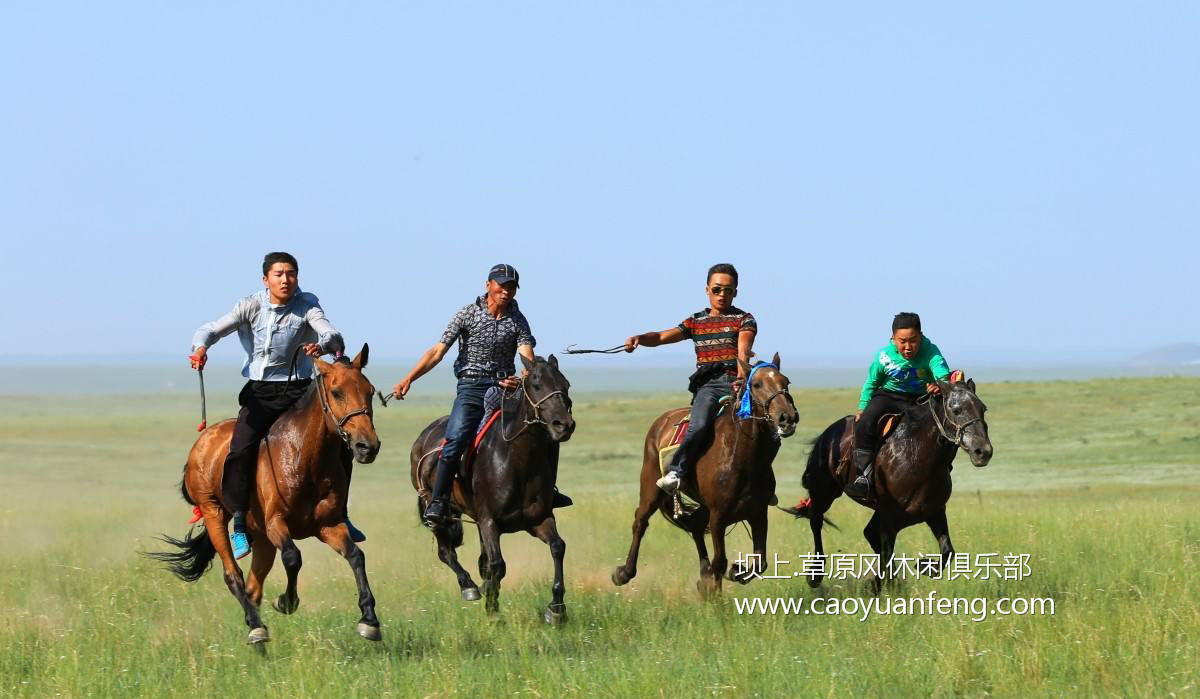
[677,307,757,376]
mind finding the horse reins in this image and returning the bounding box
[501,378,570,442]
[927,391,984,447]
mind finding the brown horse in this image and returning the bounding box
[147,345,384,643]
[410,354,575,623]
[612,354,798,598]
[788,375,992,592]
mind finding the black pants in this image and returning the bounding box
[668,373,734,476]
[854,389,918,454]
[222,379,311,513]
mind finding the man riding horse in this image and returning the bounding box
[846,311,952,498]
[623,263,757,494]
[393,263,571,527]
[189,252,364,559]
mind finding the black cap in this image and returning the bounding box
[487,263,520,287]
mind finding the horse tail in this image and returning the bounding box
[781,420,844,530]
[143,525,217,582]
[179,463,197,506]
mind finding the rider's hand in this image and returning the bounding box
[302,343,322,358]
[624,335,640,353]
[732,377,745,393]
[499,376,520,389]
[393,378,413,400]
[189,347,208,370]
[926,383,941,395]
[854,411,862,422]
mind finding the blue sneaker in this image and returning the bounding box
[230,529,251,560]
[345,518,366,543]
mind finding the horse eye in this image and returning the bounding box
[753,382,761,389]
[331,389,343,400]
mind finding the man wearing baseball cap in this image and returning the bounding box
[393,264,571,526]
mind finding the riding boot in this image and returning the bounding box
[845,448,875,498]
[551,489,573,508]
[423,458,457,527]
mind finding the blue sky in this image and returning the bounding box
[2,3,1196,370]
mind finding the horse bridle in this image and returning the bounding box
[501,378,570,442]
[928,389,985,447]
[737,383,795,430]
[315,371,374,446]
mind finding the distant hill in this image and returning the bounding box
[1132,343,1200,367]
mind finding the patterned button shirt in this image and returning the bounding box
[677,307,757,376]
[440,296,536,378]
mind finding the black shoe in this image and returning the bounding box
[551,490,573,508]
[845,474,871,499]
[845,448,874,498]
[422,498,450,528]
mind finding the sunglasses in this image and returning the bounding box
[709,285,737,296]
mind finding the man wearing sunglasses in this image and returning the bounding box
[623,263,757,494]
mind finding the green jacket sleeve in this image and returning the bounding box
[927,343,951,382]
[858,358,884,411]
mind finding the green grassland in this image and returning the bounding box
[1,377,1197,697]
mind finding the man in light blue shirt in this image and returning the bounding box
[189,252,361,558]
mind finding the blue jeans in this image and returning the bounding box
[668,373,733,477]
[431,377,496,501]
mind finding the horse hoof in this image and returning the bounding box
[461,587,482,602]
[543,604,567,626]
[356,623,382,642]
[611,567,632,586]
[273,594,298,615]
[697,579,719,600]
[807,576,823,589]
[247,626,270,644]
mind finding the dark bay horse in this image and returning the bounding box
[612,354,798,598]
[410,354,575,623]
[789,376,992,592]
[147,345,384,643]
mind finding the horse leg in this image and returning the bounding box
[263,518,301,615]
[477,519,506,615]
[244,533,276,609]
[729,508,768,585]
[699,512,727,600]
[202,513,268,643]
[692,529,711,578]
[317,523,381,641]
[863,511,882,554]
[611,469,659,586]
[529,516,567,625]
[873,522,897,596]
[435,524,480,602]
[805,490,837,588]
[927,510,955,575]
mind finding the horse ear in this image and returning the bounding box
[520,353,535,371]
[936,380,954,394]
[314,357,332,374]
[771,352,781,369]
[966,378,976,393]
[548,354,559,370]
[351,343,369,369]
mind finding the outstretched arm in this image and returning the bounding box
[624,326,686,352]
[189,298,252,369]
[393,342,450,399]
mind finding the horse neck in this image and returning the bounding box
[282,381,343,474]
[898,398,957,468]
[499,387,554,474]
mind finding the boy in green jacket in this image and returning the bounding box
[845,312,951,498]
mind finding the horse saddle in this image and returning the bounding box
[418,407,504,494]
[656,396,732,473]
[834,412,903,485]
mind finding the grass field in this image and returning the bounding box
[1,377,1198,697]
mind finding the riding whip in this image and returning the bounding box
[197,366,208,432]
[562,344,625,355]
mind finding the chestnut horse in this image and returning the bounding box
[147,345,384,643]
[788,376,992,592]
[410,354,575,623]
[612,354,798,598]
